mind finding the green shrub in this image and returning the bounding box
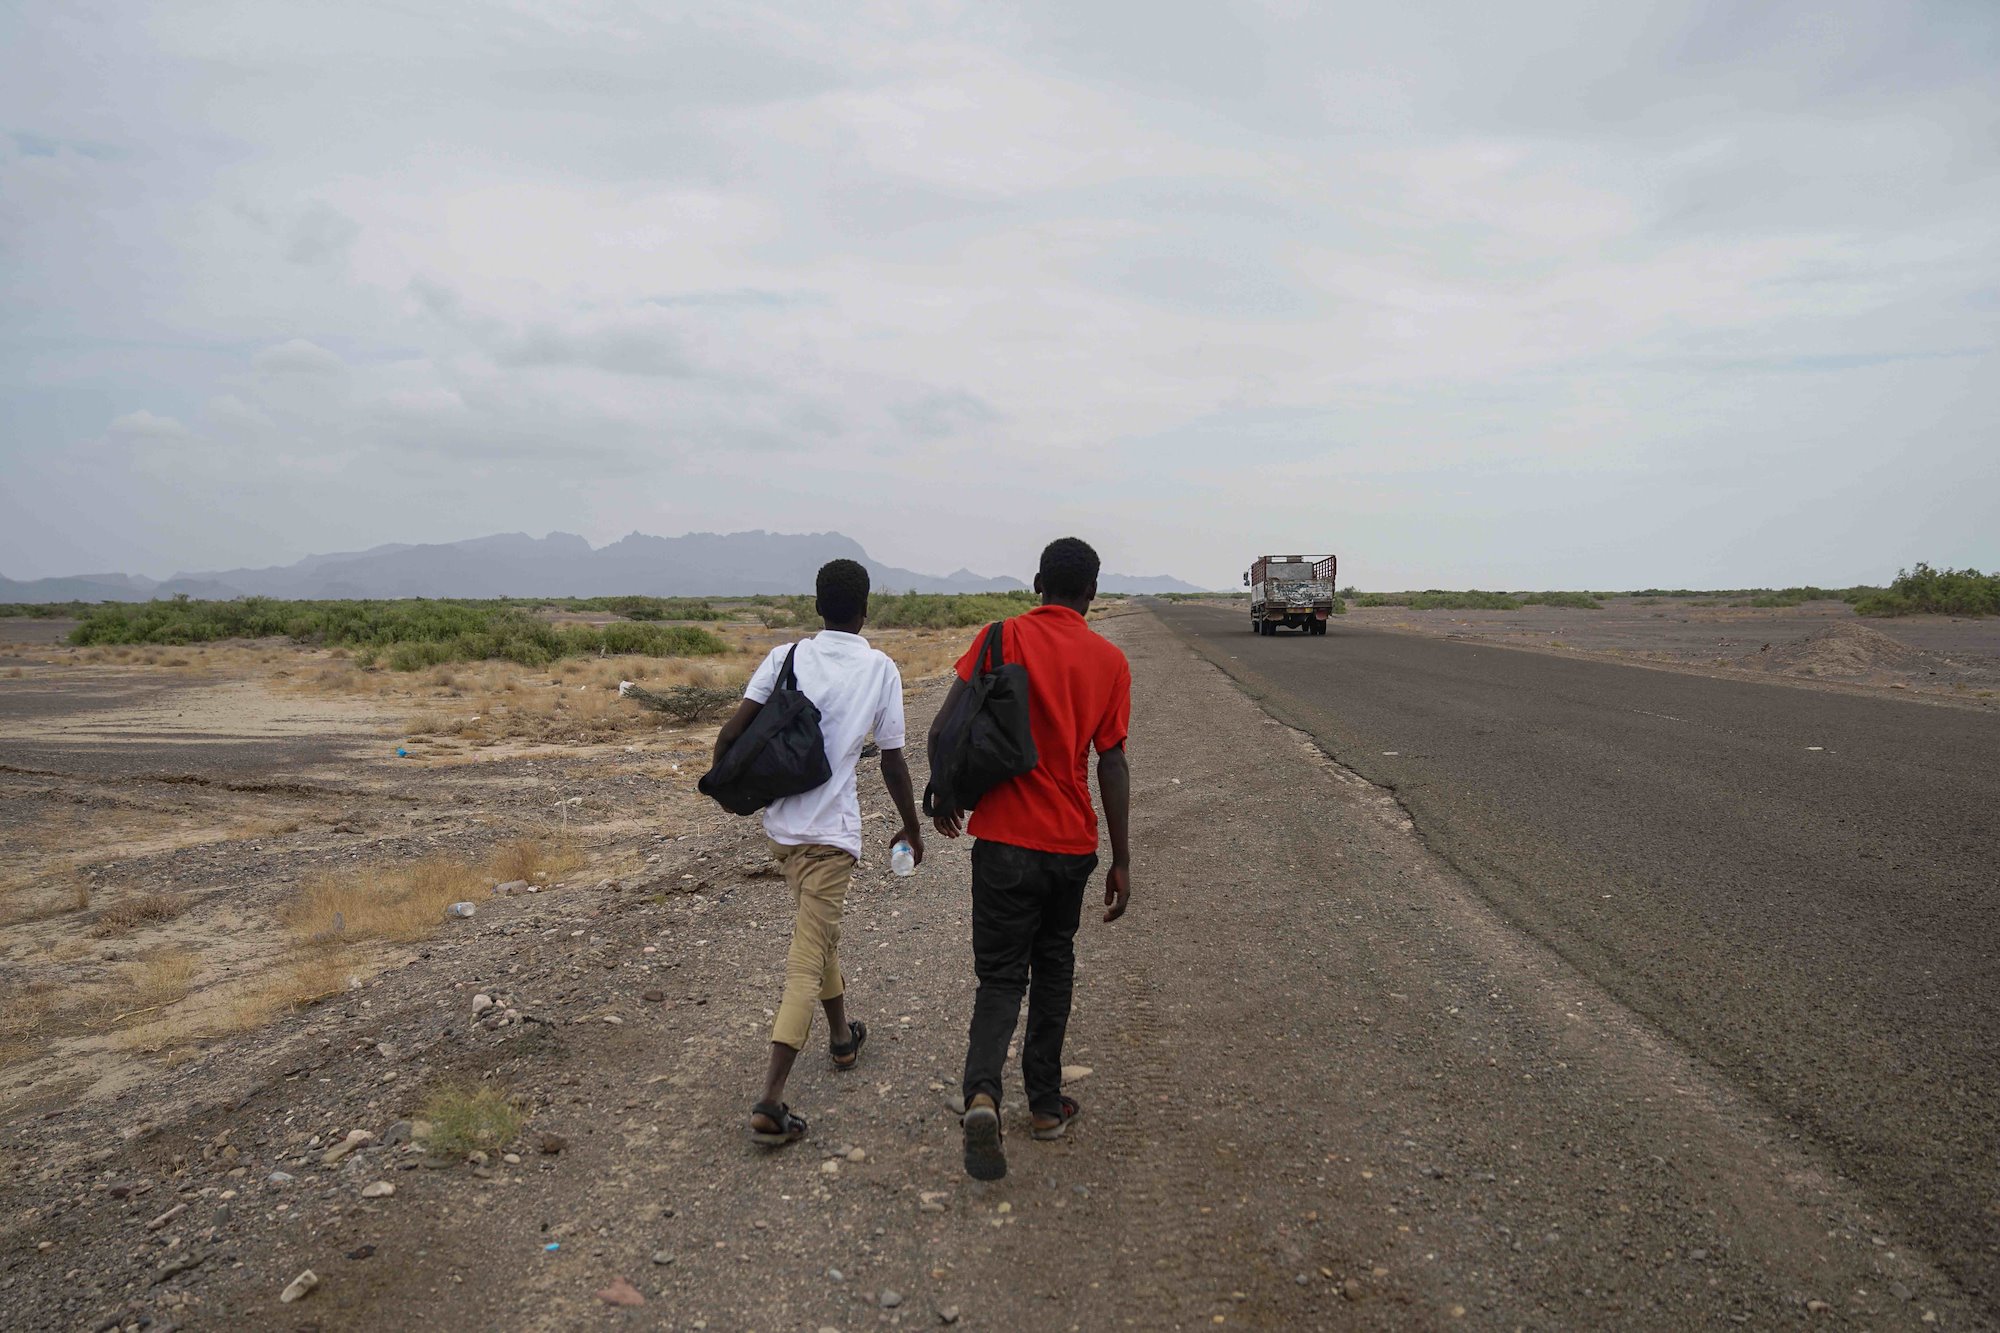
[1854,563,2000,617]
[867,590,1037,629]
[68,598,733,668]
[1354,590,1523,611]
[1522,591,1602,610]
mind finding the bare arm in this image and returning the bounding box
[712,698,762,766]
[1097,743,1131,922]
[878,747,925,866]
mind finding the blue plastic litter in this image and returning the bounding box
[396,747,409,758]
[544,1242,560,1252]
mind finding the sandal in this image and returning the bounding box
[961,1095,1007,1181]
[830,1019,867,1072]
[748,1100,807,1147]
[1031,1095,1081,1141]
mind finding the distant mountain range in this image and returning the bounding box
[0,531,1207,602]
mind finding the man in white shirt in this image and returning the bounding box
[711,558,925,1146]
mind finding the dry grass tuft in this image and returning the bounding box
[124,947,198,1014]
[287,857,485,946]
[488,834,582,885]
[90,891,186,937]
[421,1081,524,1157]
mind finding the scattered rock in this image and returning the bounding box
[539,1133,567,1155]
[652,1251,676,1266]
[1806,1299,1833,1315]
[1891,1282,1914,1303]
[597,1277,645,1307]
[360,1181,395,1199]
[1062,1064,1093,1081]
[642,989,666,1003]
[145,1203,186,1231]
[472,993,495,1013]
[279,1270,319,1304]
[347,1245,376,1261]
[380,1120,416,1148]
[820,1159,840,1175]
[265,1171,294,1187]
[879,1289,904,1309]
[322,1129,375,1166]
[846,1147,866,1162]
[939,1307,961,1325]
[1342,1278,1364,1302]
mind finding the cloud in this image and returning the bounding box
[285,202,360,265]
[106,410,193,440]
[250,339,347,376]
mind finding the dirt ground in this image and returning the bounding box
[0,607,1984,1330]
[1232,597,2000,707]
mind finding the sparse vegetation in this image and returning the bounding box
[90,891,184,937]
[866,589,1037,629]
[1854,564,2000,618]
[0,601,93,618]
[1522,591,1602,610]
[422,1081,526,1157]
[67,597,732,669]
[1355,590,1524,611]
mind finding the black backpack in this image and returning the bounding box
[698,645,833,816]
[923,620,1037,818]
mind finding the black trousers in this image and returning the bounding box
[962,838,1099,1116]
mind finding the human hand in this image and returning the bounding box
[932,809,964,840]
[893,825,926,866]
[1102,863,1130,922]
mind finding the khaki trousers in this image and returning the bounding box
[768,839,854,1050]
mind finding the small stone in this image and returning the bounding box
[347,1245,376,1260]
[279,1269,318,1303]
[539,1133,567,1155]
[266,1171,294,1187]
[1890,1282,1914,1303]
[597,1277,645,1307]
[652,1251,676,1266]
[946,1091,967,1115]
[381,1121,416,1148]
[642,989,666,1003]
[376,1042,398,1060]
[1342,1278,1364,1302]
[1688,1248,1708,1261]
[36,1240,53,1252]
[472,994,494,1014]
[820,1159,840,1175]
[322,1129,374,1166]
[145,1203,187,1231]
[939,1308,961,1325]
[1296,1273,1310,1286]
[1061,1064,1093,1081]
[827,1267,844,1282]
[466,1150,489,1166]
[602,1015,623,1025]
[846,1147,866,1163]
[360,1181,395,1198]
[503,1153,521,1165]
[879,1289,903,1309]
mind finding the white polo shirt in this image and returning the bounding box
[743,631,906,860]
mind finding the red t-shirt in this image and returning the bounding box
[953,605,1131,856]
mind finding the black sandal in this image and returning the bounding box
[961,1096,1007,1181]
[1031,1095,1081,1141]
[748,1100,807,1147]
[830,1019,867,1072]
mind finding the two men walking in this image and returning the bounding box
[727,539,1132,1180]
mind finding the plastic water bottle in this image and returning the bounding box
[890,840,916,878]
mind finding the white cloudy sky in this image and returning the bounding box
[3,0,1996,590]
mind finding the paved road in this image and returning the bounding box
[1153,600,2000,1310]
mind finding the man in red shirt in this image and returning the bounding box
[930,537,1133,1181]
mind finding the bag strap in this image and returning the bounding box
[980,620,1005,674]
[779,643,801,691]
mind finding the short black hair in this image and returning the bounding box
[816,558,870,624]
[1039,537,1100,600]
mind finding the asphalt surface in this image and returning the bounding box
[1154,600,2000,1314]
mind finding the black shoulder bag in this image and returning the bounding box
[923,619,1037,818]
[698,645,833,816]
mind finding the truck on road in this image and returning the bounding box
[1245,554,1337,635]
